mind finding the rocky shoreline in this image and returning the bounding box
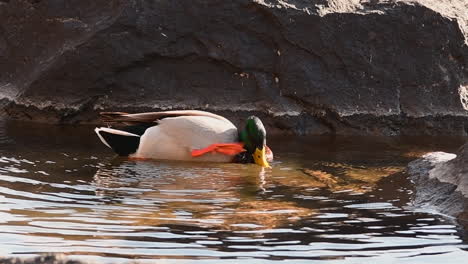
[408,142,468,222]
[0,0,467,135]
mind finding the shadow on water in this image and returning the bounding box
[0,120,466,263]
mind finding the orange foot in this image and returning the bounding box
[191,143,246,157]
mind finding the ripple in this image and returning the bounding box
[0,124,466,263]
[344,202,395,210]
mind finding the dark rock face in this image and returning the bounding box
[0,0,467,135]
[408,143,468,221]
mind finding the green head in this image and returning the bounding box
[239,116,270,167]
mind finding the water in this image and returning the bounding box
[0,120,467,263]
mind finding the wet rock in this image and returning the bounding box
[408,143,468,220]
[0,0,467,135]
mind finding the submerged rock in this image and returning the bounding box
[407,143,468,220]
[0,0,467,135]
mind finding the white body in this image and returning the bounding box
[96,113,239,162]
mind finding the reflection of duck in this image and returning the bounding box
[95,110,273,167]
[92,160,314,230]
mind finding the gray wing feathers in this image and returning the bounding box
[100,110,230,125]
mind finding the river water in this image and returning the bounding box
[0,120,467,263]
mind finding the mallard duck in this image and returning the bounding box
[95,110,272,167]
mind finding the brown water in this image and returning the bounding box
[0,120,467,263]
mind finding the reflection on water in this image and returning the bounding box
[0,120,467,263]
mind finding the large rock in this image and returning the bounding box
[408,143,468,221]
[0,0,467,135]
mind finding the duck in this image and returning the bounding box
[94,110,273,167]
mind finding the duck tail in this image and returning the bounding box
[95,127,141,156]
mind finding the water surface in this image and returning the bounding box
[0,120,467,263]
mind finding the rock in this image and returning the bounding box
[407,143,468,220]
[0,0,467,135]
